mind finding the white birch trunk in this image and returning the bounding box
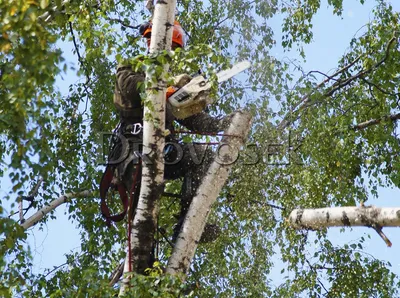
[288,206,400,229]
[21,190,91,230]
[119,0,176,294]
[166,111,252,276]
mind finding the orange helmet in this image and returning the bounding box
[140,20,185,48]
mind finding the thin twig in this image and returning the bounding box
[19,178,44,222]
[107,17,141,30]
[30,178,44,197]
[250,199,286,211]
[158,227,174,248]
[305,259,330,295]
[68,21,91,114]
[361,77,400,97]
[279,53,364,129]
[43,262,69,278]
[278,36,397,130]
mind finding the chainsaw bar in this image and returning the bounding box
[216,60,251,83]
[168,60,251,118]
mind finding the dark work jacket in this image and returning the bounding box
[113,65,222,137]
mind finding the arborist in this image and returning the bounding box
[100,20,230,242]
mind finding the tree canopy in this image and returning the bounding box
[1,0,400,296]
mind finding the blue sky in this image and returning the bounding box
[2,0,400,289]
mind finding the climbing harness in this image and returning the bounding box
[99,121,235,272]
[99,123,143,274]
[100,123,143,226]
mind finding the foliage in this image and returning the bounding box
[1,0,400,297]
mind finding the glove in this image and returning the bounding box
[166,74,192,100]
[166,86,179,99]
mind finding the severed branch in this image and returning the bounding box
[278,36,397,130]
[21,190,92,230]
[287,206,398,247]
[352,112,400,131]
[166,111,252,277]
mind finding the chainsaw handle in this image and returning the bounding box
[166,86,179,100]
[166,70,202,100]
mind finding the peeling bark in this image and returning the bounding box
[119,0,177,295]
[288,206,400,229]
[166,111,252,276]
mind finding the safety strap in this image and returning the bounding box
[99,120,144,226]
[100,164,142,226]
[100,166,130,226]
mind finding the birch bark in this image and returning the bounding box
[119,0,177,294]
[166,111,252,276]
[21,190,91,230]
[288,206,400,229]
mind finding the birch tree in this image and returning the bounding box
[2,0,400,297]
[118,0,175,294]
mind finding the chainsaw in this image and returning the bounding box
[167,61,251,119]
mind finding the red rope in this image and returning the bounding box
[193,142,220,145]
[174,129,241,137]
[128,161,141,273]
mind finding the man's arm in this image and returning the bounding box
[114,65,145,111]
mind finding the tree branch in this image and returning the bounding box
[109,261,124,286]
[361,77,400,97]
[68,21,91,115]
[288,206,398,246]
[106,17,141,30]
[352,112,400,130]
[21,190,92,230]
[278,36,397,130]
